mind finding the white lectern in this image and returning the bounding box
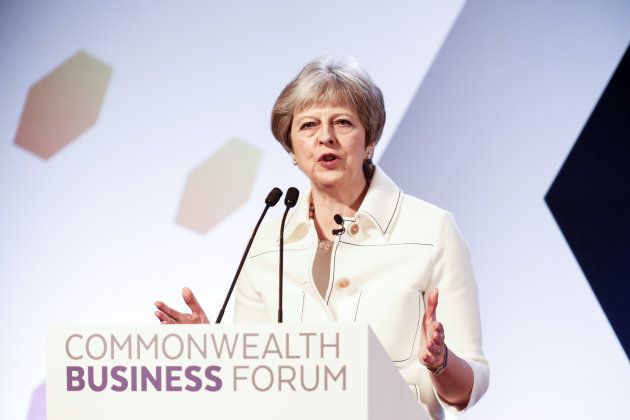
[47,323,428,420]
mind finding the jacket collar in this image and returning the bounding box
[281,166,402,243]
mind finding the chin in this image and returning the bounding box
[310,169,345,188]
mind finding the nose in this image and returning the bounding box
[318,122,336,145]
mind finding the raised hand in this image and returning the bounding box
[154,287,210,324]
[420,288,446,370]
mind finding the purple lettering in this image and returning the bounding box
[111,366,128,392]
[204,365,222,391]
[66,366,85,391]
[184,366,202,392]
[141,366,162,391]
[87,366,108,392]
[165,366,182,391]
[130,366,137,391]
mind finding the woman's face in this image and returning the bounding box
[290,104,372,192]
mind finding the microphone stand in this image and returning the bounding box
[278,187,299,323]
[215,187,283,324]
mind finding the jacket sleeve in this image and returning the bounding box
[233,261,269,323]
[427,211,489,413]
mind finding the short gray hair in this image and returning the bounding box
[271,56,386,153]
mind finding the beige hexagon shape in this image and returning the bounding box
[14,50,112,159]
[176,139,263,234]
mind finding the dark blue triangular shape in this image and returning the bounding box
[545,43,630,359]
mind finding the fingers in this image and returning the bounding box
[432,320,445,340]
[427,321,445,350]
[427,335,444,354]
[154,301,186,323]
[421,352,441,367]
[182,287,206,316]
[155,308,176,324]
[153,289,209,325]
[420,289,444,368]
[421,347,445,368]
[420,320,446,368]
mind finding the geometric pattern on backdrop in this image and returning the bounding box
[545,44,630,359]
[13,51,112,160]
[175,138,263,234]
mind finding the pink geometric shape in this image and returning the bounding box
[14,51,112,159]
[176,138,263,234]
[26,382,46,420]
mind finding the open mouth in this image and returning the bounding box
[319,153,340,162]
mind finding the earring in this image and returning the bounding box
[292,157,298,166]
[365,149,373,160]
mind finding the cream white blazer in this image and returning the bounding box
[234,167,489,419]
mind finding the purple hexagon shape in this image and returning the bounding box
[26,382,46,420]
[14,51,112,159]
[176,139,263,234]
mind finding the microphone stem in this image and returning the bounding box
[215,204,271,324]
[278,206,291,323]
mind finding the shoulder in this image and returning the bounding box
[371,166,449,221]
[398,195,471,260]
[368,167,456,242]
[393,192,452,235]
[399,193,449,220]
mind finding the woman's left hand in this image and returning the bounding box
[420,288,446,369]
[419,288,475,408]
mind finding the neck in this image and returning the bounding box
[310,178,369,240]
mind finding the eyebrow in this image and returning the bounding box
[294,111,355,124]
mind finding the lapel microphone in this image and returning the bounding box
[332,214,345,236]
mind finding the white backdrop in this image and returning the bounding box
[380,1,630,418]
[1,1,628,419]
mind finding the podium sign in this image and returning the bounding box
[47,323,427,420]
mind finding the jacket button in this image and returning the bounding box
[336,278,350,288]
[349,223,360,235]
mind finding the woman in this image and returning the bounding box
[155,57,489,419]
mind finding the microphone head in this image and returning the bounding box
[284,187,299,208]
[334,214,344,225]
[265,187,283,206]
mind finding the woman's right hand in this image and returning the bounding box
[154,287,210,324]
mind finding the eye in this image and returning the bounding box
[334,119,352,127]
[300,121,317,130]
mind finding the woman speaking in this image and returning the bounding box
[155,57,489,419]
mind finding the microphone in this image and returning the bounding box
[215,187,283,324]
[278,187,299,323]
[332,214,345,236]
[284,187,299,207]
[265,188,283,206]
